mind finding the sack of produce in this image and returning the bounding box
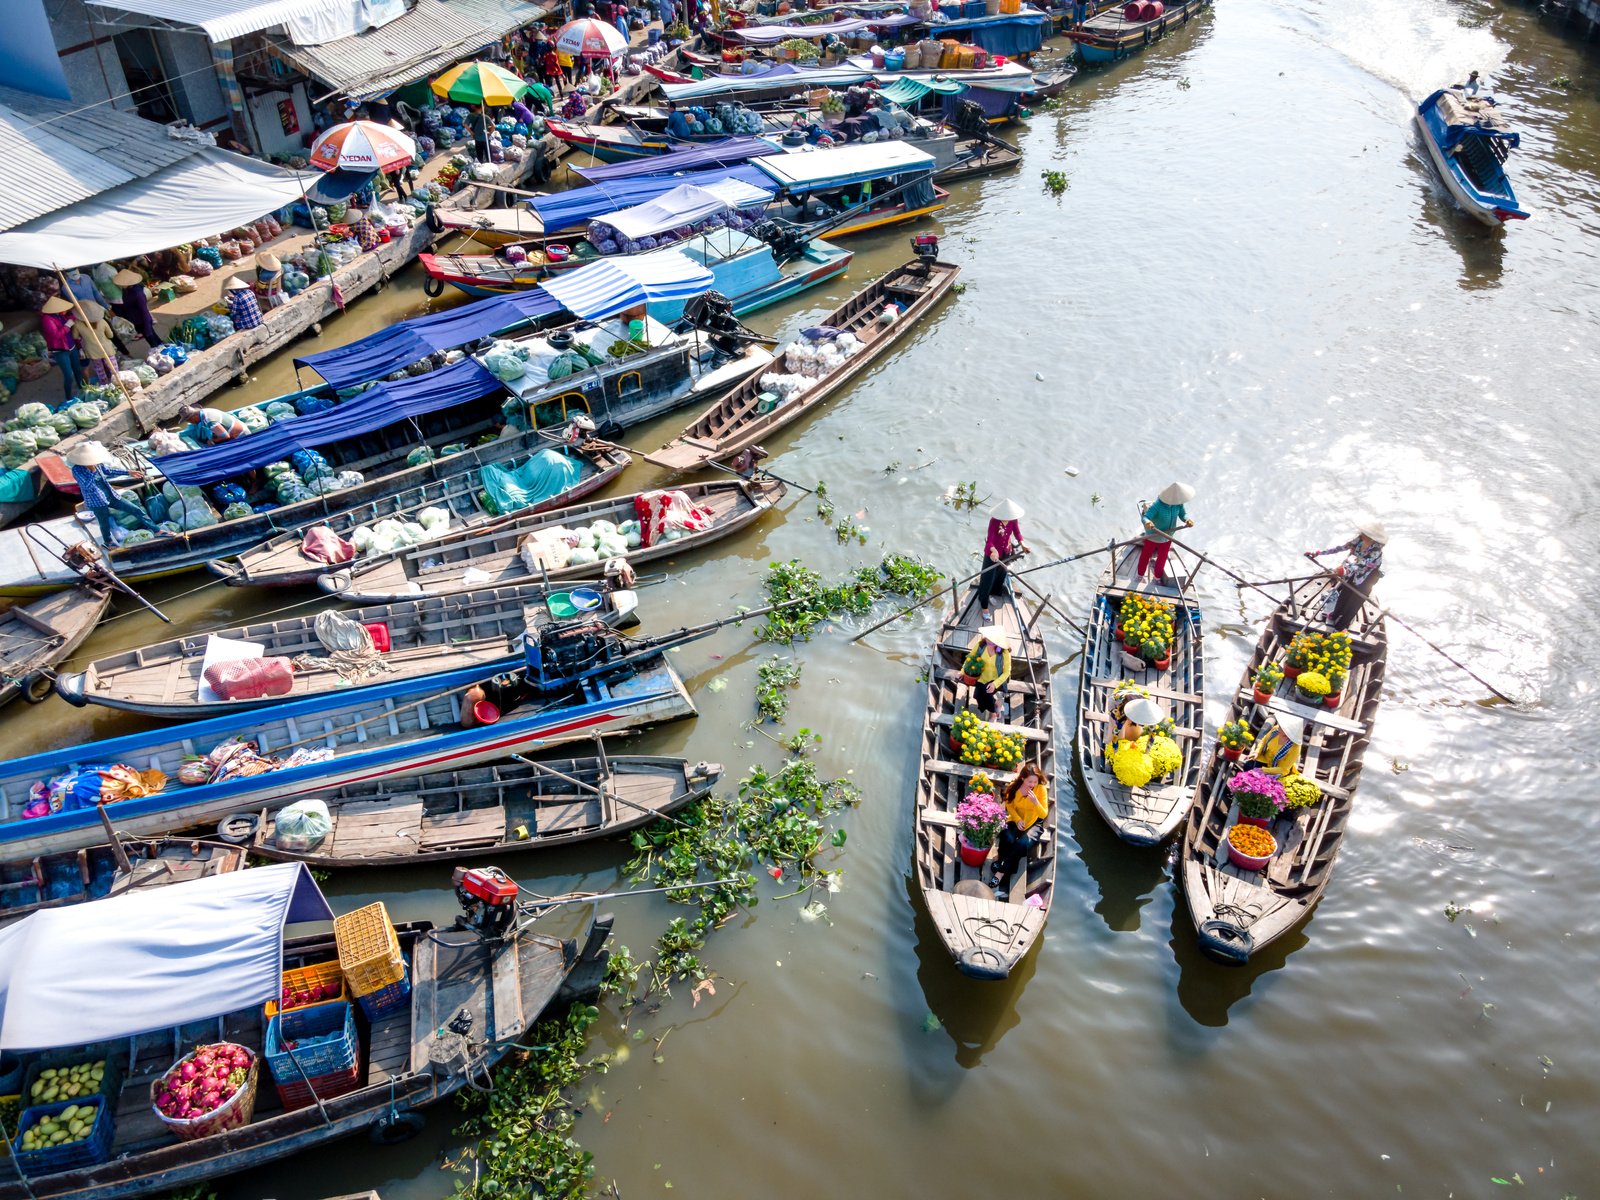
[222,502,252,521]
[15,402,51,428]
[333,470,364,490]
[405,446,435,467]
[151,1043,258,1141]
[273,799,333,850]
[234,406,269,433]
[300,525,354,565]
[202,657,296,701]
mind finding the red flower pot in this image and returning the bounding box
[1123,642,1140,656]
[1153,654,1171,670]
[1324,692,1342,709]
[1283,665,1302,680]
[1115,625,1124,641]
[1228,837,1275,873]
[957,835,990,868]
[1221,747,1242,762]
[1237,814,1272,828]
[1253,687,1272,704]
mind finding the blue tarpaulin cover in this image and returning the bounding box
[929,11,1049,54]
[152,358,505,485]
[480,449,583,514]
[531,163,776,233]
[295,291,562,387]
[571,136,783,184]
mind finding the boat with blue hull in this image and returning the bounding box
[1415,86,1528,226]
[1068,0,1211,65]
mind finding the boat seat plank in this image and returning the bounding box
[535,798,603,834]
[419,808,505,849]
[920,807,959,828]
[923,759,1018,784]
[1081,711,1199,740]
[1086,678,1202,704]
[934,667,1045,697]
[1250,692,1366,735]
[366,1014,411,1085]
[326,798,425,857]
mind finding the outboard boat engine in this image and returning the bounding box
[749,217,813,262]
[453,866,520,939]
[681,290,749,358]
[909,233,940,279]
[524,618,619,692]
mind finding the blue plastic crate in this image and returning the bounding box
[12,1095,114,1173]
[264,1002,359,1084]
[356,966,411,1022]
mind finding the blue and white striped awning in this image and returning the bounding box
[539,250,715,321]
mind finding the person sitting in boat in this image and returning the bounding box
[460,670,536,728]
[1114,694,1165,745]
[961,625,1012,718]
[1306,520,1385,630]
[180,405,247,447]
[988,760,1049,902]
[1136,482,1195,582]
[665,101,695,140]
[1463,70,1482,96]
[977,498,1028,621]
[1251,712,1305,778]
[730,444,769,480]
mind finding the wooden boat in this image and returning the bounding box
[647,253,961,471]
[54,584,637,720]
[1074,545,1205,844]
[753,142,950,238]
[0,649,696,861]
[431,202,549,248]
[914,584,1056,980]
[544,117,672,163]
[0,836,244,925]
[0,873,611,1200]
[1415,86,1528,225]
[1023,61,1077,100]
[1067,0,1211,65]
[324,478,786,604]
[1179,576,1388,963]
[233,752,721,868]
[0,575,113,706]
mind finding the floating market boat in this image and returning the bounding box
[751,141,947,236]
[647,246,960,471]
[54,585,639,720]
[0,863,610,1200]
[914,584,1057,980]
[228,752,721,868]
[323,478,785,604]
[0,638,696,861]
[543,117,673,164]
[1074,545,1206,844]
[0,364,628,598]
[1179,576,1388,964]
[0,834,244,925]
[1066,0,1212,65]
[1415,85,1529,225]
[0,570,113,705]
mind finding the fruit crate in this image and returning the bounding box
[11,1095,114,1173]
[265,960,347,1018]
[273,1063,362,1112]
[21,1049,121,1109]
[333,902,404,998]
[355,964,411,1021]
[264,1002,360,1084]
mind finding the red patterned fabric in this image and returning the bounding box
[634,489,714,548]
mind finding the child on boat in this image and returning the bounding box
[989,760,1049,901]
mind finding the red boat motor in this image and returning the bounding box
[909,233,940,279]
[453,866,521,938]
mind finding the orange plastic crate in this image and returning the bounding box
[333,902,405,998]
[265,960,346,1018]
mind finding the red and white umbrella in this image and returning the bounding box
[308,120,417,174]
[554,17,629,58]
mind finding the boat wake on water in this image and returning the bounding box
[1287,0,1506,100]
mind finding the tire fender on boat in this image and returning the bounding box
[422,274,444,298]
[1197,917,1254,965]
[370,1111,425,1144]
[426,204,444,234]
[955,945,1009,980]
[216,812,260,844]
[22,671,56,705]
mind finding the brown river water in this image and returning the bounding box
[7,0,1600,1193]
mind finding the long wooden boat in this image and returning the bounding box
[1067,0,1211,64]
[914,583,1056,980]
[1074,545,1205,844]
[1179,576,1388,963]
[0,429,629,599]
[646,255,960,471]
[544,117,672,163]
[0,836,244,925]
[0,652,696,861]
[54,585,636,720]
[205,443,629,589]
[324,478,785,604]
[0,576,114,706]
[1415,86,1528,225]
[0,911,611,1200]
[234,753,721,868]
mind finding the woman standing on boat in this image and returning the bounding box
[1136,482,1195,582]
[1306,521,1385,630]
[988,761,1049,901]
[962,625,1012,718]
[977,498,1028,621]
[66,443,157,545]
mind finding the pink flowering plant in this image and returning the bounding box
[956,792,1006,849]
[1226,768,1287,819]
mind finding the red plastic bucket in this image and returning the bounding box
[473,701,501,725]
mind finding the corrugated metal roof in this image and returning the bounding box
[84,0,338,42]
[277,0,549,100]
[0,87,204,232]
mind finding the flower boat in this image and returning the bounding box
[228,752,721,869]
[1065,0,1212,65]
[914,583,1056,980]
[1073,543,1205,844]
[53,584,639,720]
[646,248,960,472]
[1179,574,1388,963]
[321,478,785,604]
[0,864,610,1200]
[1414,85,1528,226]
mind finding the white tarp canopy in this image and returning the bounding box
[0,863,331,1051]
[539,249,716,320]
[601,179,771,240]
[0,150,313,269]
[754,140,936,191]
[84,0,371,43]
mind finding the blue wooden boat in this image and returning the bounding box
[1069,0,1211,65]
[649,231,853,321]
[1415,86,1528,226]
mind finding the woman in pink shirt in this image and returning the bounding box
[978,498,1028,620]
[38,296,82,401]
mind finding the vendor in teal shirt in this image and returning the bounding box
[1136,481,1195,581]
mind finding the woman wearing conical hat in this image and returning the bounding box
[1136,481,1195,582]
[1307,520,1386,630]
[978,497,1029,621]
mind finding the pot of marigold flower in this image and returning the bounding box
[1226,823,1277,872]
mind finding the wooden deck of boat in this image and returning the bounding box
[0,581,112,705]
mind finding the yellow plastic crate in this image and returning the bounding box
[333,902,404,998]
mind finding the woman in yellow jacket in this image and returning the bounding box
[989,761,1048,901]
[1253,712,1304,777]
[962,624,1012,718]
